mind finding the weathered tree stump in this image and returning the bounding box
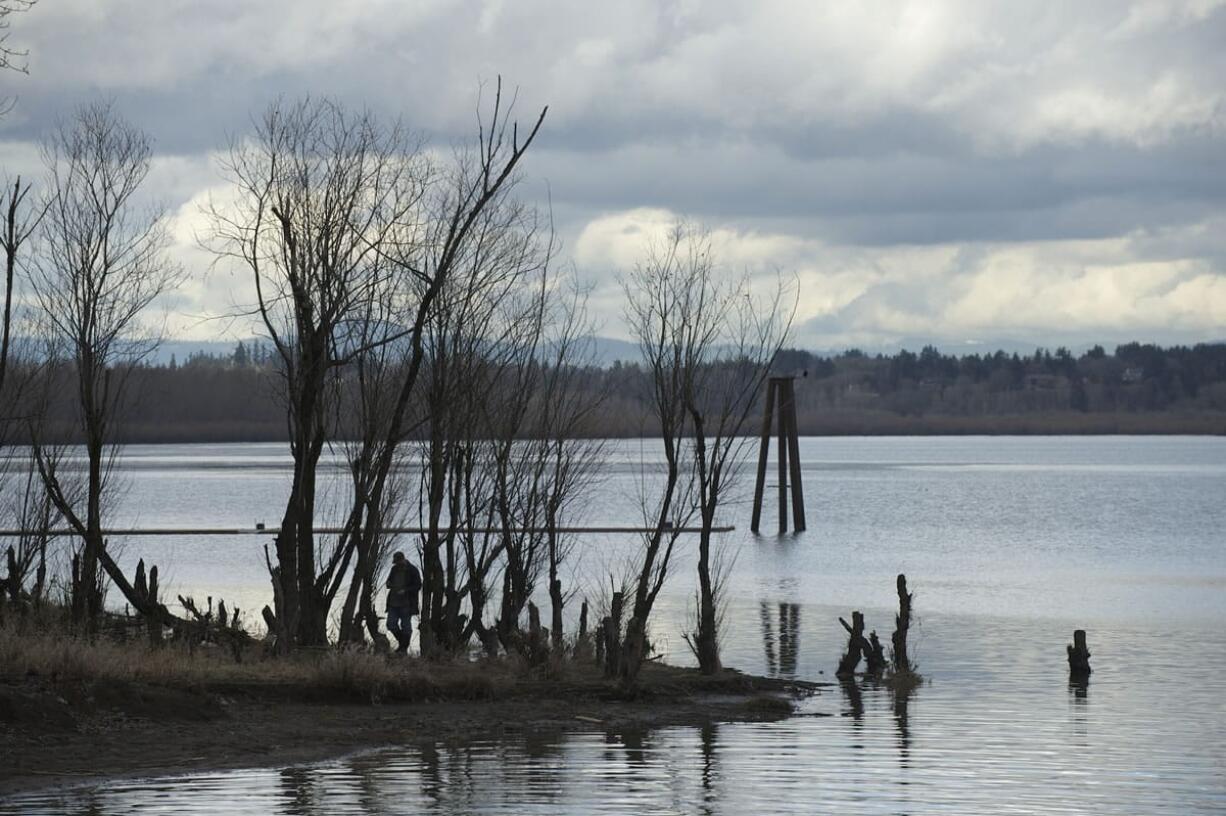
[132,560,164,645]
[603,592,624,678]
[549,578,565,651]
[1067,629,1092,677]
[526,601,548,665]
[836,611,866,678]
[574,600,592,660]
[5,546,19,601]
[866,630,887,674]
[891,574,915,677]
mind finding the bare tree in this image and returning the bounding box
[0,0,36,118]
[617,227,705,684]
[209,97,429,647]
[1,455,56,603]
[332,297,412,648]
[414,196,551,656]
[0,1,34,74]
[533,285,606,652]
[0,177,36,393]
[212,88,546,650]
[28,101,186,627]
[344,82,547,657]
[621,222,792,680]
[679,246,791,674]
[0,176,43,596]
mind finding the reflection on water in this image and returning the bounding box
[5,657,1226,815]
[3,437,1226,813]
[892,681,913,767]
[759,601,801,678]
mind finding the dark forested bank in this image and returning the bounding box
[22,340,1226,443]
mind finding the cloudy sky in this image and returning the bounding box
[1,0,1223,351]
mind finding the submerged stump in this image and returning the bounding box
[1067,629,1092,677]
[865,630,887,674]
[836,611,866,678]
[890,573,915,678]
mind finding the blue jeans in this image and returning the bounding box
[387,606,414,649]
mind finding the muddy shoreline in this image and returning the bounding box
[0,666,828,797]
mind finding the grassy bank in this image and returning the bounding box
[0,616,814,704]
[0,615,822,795]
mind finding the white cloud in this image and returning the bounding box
[0,0,1222,347]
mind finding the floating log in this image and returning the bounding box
[1067,629,1092,677]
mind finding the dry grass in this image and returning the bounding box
[0,614,517,704]
[0,608,818,709]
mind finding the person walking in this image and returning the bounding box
[385,551,421,655]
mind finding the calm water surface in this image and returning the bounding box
[3,436,1224,814]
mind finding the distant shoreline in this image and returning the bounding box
[95,412,1223,444]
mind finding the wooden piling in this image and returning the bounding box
[750,379,777,534]
[751,376,807,534]
[782,380,806,532]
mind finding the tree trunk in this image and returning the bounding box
[549,577,564,652]
[694,522,721,674]
[604,592,624,678]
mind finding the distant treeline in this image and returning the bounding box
[28,340,1226,443]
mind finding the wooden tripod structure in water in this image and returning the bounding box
[751,376,806,534]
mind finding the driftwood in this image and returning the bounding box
[1067,629,1092,677]
[890,573,915,677]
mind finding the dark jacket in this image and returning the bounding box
[386,561,422,614]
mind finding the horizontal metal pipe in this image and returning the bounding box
[0,525,735,538]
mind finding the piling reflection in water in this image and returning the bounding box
[840,677,864,723]
[892,682,914,768]
[759,601,801,678]
[700,723,719,816]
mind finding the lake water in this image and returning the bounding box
[3,436,1225,814]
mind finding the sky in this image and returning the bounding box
[0,0,1223,352]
